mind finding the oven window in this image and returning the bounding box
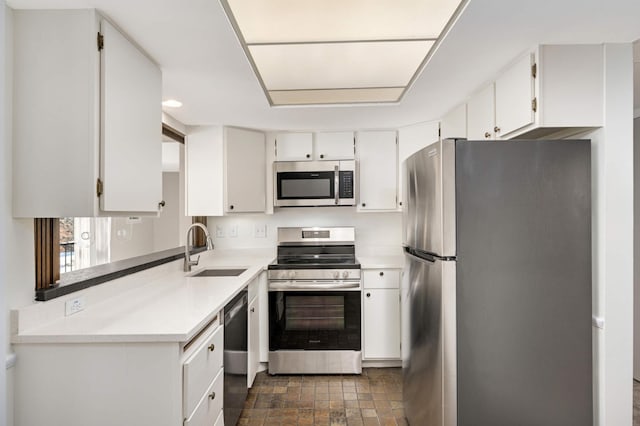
[277,171,335,199]
[269,290,361,351]
[285,295,344,330]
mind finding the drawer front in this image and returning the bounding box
[183,325,224,417]
[363,269,400,289]
[184,369,224,426]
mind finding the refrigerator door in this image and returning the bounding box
[403,250,457,426]
[405,140,456,257]
[455,139,592,426]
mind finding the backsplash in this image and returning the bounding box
[207,208,402,257]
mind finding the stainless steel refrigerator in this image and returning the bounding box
[402,138,592,426]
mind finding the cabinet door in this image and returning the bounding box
[440,103,467,140]
[398,122,439,208]
[363,289,401,359]
[100,19,162,213]
[315,132,355,160]
[495,52,535,137]
[357,131,398,211]
[248,296,260,388]
[185,126,225,216]
[225,127,266,213]
[466,83,495,140]
[275,133,313,161]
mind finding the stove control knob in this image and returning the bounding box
[342,271,349,279]
[333,271,340,279]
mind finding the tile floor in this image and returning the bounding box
[239,368,406,426]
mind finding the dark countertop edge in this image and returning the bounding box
[35,246,207,302]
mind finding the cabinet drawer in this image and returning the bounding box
[183,325,224,417]
[363,269,400,289]
[184,369,224,426]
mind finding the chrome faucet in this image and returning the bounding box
[184,223,214,272]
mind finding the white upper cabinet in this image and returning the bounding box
[186,126,266,216]
[275,133,313,161]
[12,10,162,217]
[314,132,355,160]
[440,103,467,140]
[494,52,535,138]
[275,131,354,161]
[465,44,604,140]
[100,19,162,213]
[466,83,495,140]
[357,131,398,211]
[398,121,439,208]
[225,128,266,213]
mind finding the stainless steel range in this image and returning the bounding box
[267,227,362,375]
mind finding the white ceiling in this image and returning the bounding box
[8,0,640,130]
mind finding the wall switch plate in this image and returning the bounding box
[216,225,225,238]
[65,296,86,316]
[254,224,267,238]
[229,225,238,238]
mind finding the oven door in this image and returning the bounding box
[268,285,361,351]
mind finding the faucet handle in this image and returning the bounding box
[189,255,200,266]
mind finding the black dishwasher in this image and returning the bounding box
[223,290,248,426]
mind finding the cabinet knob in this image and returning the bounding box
[306,154,310,158]
[399,201,402,206]
[250,307,255,313]
[379,271,384,277]
[366,293,371,298]
[209,392,216,400]
[229,205,234,210]
[208,344,215,352]
[158,200,166,209]
[484,132,491,138]
[320,154,324,159]
[494,126,501,133]
[362,203,366,207]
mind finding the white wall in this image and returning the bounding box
[1,2,7,424]
[207,209,402,257]
[590,44,634,426]
[634,116,640,381]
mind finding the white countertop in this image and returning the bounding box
[12,249,275,344]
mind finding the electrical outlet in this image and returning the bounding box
[216,225,225,238]
[229,225,238,238]
[254,224,267,238]
[65,296,86,316]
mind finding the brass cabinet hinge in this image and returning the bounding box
[96,178,103,197]
[531,63,537,79]
[531,97,538,112]
[97,32,104,51]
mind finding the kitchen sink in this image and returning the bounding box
[191,268,247,277]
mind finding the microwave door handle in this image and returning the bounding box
[334,165,339,205]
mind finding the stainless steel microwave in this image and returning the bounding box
[273,160,357,207]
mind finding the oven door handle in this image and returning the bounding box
[269,280,361,291]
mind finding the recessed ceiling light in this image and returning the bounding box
[220,0,468,106]
[162,99,183,108]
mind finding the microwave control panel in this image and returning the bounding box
[339,171,354,199]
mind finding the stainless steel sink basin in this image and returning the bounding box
[191,268,247,277]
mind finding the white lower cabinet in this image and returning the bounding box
[248,277,261,387]
[362,269,401,360]
[184,369,224,426]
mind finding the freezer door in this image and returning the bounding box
[403,251,457,426]
[405,140,456,256]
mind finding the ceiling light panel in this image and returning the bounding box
[249,41,434,91]
[220,0,467,105]
[225,0,462,43]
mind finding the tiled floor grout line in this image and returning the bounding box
[239,367,406,426]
